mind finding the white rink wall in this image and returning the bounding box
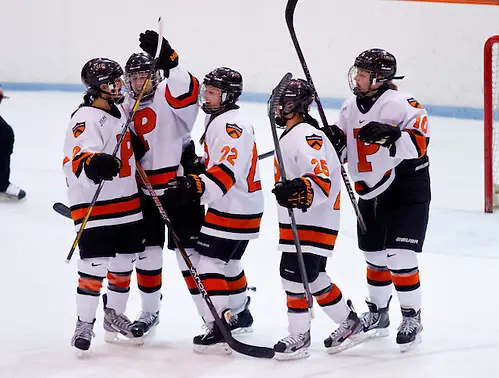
[1,0,498,117]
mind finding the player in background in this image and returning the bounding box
[270,79,366,360]
[323,49,430,352]
[63,58,144,352]
[0,86,26,200]
[112,30,204,339]
[163,67,262,353]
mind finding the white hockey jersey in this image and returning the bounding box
[337,89,430,200]
[62,104,142,230]
[275,121,341,257]
[199,107,264,240]
[125,66,199,195]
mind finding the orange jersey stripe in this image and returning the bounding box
[303,174,331,197]
[107,272,131,289]
[183,275,197,291]
[315,284,342,307]
[72,152,92,176]
[279,227,337,248]
[71,196,141,224]
[205,164,236,194]
[164,74,199,109]
[391,271,420,287]
[201,277,228,293]
[406,130,428,158]
[78,277,103,292]
[367,267,392,283]
[137,273,162,288]
[227,274,248,292]
[287,295,309,310]
[205,210,262,231]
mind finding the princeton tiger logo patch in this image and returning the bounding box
[226,123,243,139]
[407,97,424,109]
[72,122,86,138]
[306,134,323,150]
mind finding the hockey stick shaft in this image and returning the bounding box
[268,73,314,317]
[65,17,164,263]
[135,162,274,358]
[285,0,367,234]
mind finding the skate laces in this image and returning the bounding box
[108,310,133,330]
[75,320,95,340]
[201,321,215,335]
[331,316,356,339]
[5,183,20,196]
[398,316,419,335]
[279,333,307,346]
[360,310,380,327]
[136,311,157,325]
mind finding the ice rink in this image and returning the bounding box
[1,91,498,378]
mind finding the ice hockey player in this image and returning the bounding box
[115,30,204,339]
[270,78,366,360]
[63,58,144,352]
[0,86,26,200]
[323,48,430,352]
[163,67,262,353]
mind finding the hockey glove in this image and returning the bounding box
[139,30,179,73]
[321,124,346,156]
[163,175,205,205]
[272,178,314,211]
[181,140,205,175]
[357,121,401,147]
[83,153,122,184]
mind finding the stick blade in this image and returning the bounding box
[53,202,72,219]
[268,72,293,121]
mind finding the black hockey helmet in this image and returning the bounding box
[199,67,243,114]
[348,49,404,96]
[124,52,162,101]
[274,79,314,127]
[81,58,124,103]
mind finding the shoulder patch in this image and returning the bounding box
[226,123,243,139]
[306,134,323,150]
[407,97,424,109]
[72,122,86,138]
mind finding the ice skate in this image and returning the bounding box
[229,297,253,335]
[0,183,26,200]
[193,319,231,355]
[273,330,311,361]
[71,318,95,356]
[102,294,144,345]
[131,311,159,339]
[324,300,367,354]
[397,308,423,352]
[359,296,391,338]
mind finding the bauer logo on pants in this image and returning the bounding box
[72,122,86,138]
[306,134,323,150]
[226,123,243,139]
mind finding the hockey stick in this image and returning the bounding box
[268,72,314,317]
[65,18,165,263]
[285,0,367,234]
[135,161,275,358]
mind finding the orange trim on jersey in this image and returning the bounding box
[204,209,262,232]
[287,295,308,310]
[227,274,248,292]
[72,152,92,176]
[164,74,200,109]
[406,130,428,158]
[201,277,228,292]
[107,272,131,289]
[78,277,103,292]
[303,174,331,197]
[183,275,197,291]
[367,267,392,283]
[63,156,70,166]
[279,227,337,248]
[71,196,141,224]
[315,285,342,306]
[205,164,236,193]
[391,272,420,287]
[146,169,177,188]
[137,272,162,288]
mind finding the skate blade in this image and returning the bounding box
[193,342,232,355]
[365,327,390,339]
[326,331,367,354]
[104,331,144,346]
[274,349,310,361]
[399,333,422,353]
[231,326,253,335]
[74,348,91,359]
